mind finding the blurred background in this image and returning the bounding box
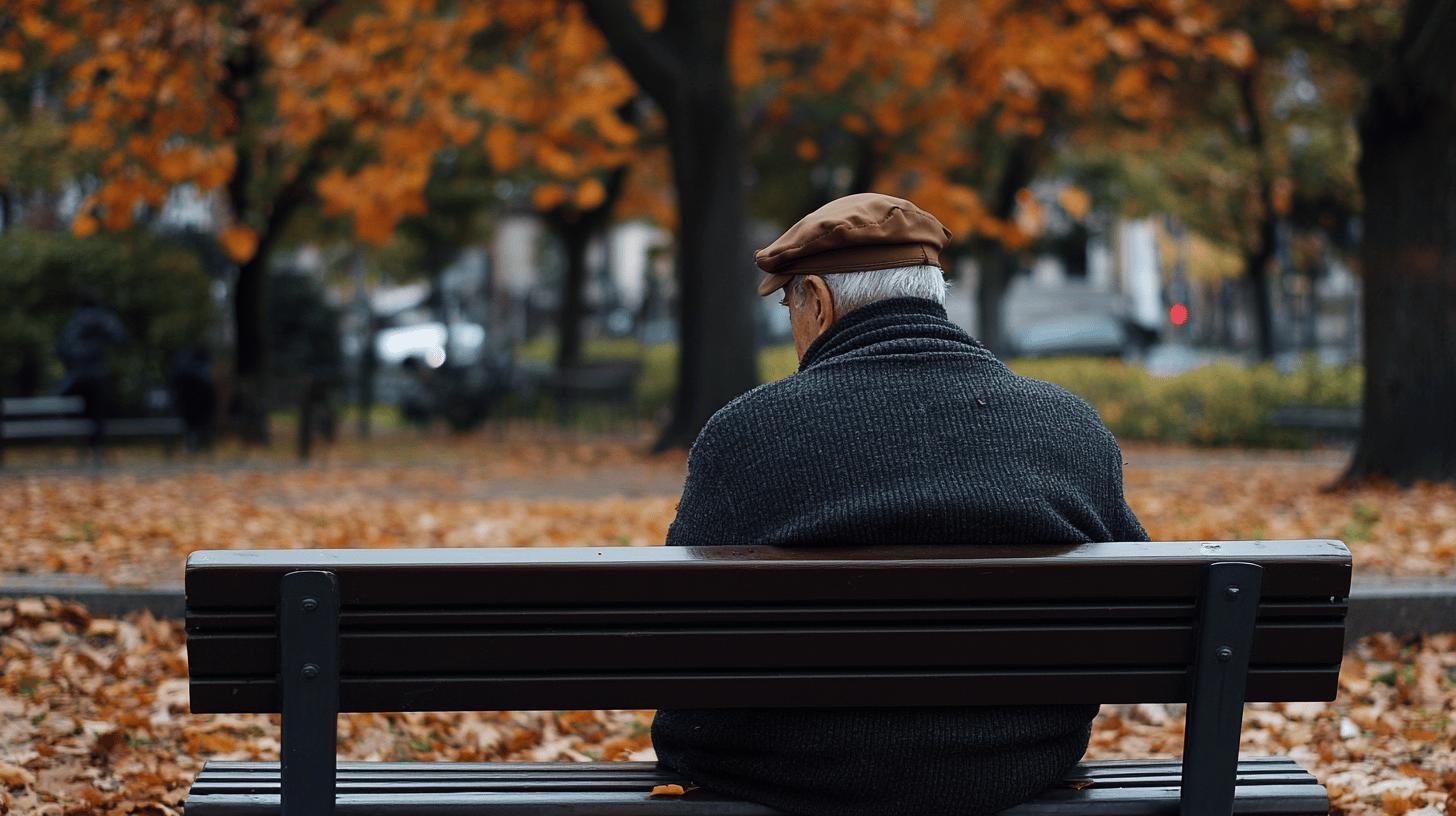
[0,0,1449,483]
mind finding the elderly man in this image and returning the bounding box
[650,193,1148,816]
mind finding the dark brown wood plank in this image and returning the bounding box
[185,621,1347,676]
[184,541,1353,610]
[188,664,1341,713]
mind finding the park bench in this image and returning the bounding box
[0,394,184,464]
[1268,406,1361,445]
[547,359,643,423]
[183,539,1352,816]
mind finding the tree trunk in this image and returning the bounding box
[1244,241,1277,361]
[1238,69,1279,362]
[554,221,591,373]
[972,137,1042,358]
[656,99,757,449]
[232,251,271,443]
[974,245,1012,356]
[582,1,757,450]
[1343,0,1456,485]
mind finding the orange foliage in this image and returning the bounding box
[10,0,1385,249]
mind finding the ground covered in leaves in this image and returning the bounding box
[1,433,1452,584]
[0,598,1450,815]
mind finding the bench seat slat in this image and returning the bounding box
[184,759,1327,816]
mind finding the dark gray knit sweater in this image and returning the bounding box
[651,297,1148,816]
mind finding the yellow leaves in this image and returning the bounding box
[592,111,638,147]
[0,49,24,73]
[1206,31,1256,70]
[535,143,578,178]
[71,213,99,238]
[219,225,259,264]
[485,123,520,172]
[1105,27,1143,59]
[155,146,203,183]
[68,120,114,150]
[1271,177,1294,217]
[573,178,607,210]
[532,183,568,212]
[1057,186,1091,220]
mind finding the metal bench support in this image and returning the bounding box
[1181,561,1264,816]
[279,570,339,816]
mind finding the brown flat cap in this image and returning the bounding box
[755,193,952,296]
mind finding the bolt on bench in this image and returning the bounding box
[183,539,1351,816]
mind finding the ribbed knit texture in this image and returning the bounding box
[651,297,1149,816]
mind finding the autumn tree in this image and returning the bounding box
[1343,0,1456,484]
[580,0,758,449]
[736,0,1257,353]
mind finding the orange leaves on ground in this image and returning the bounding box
[0,599,1449,815]
[1089,633,1456,816]
[1,435,1451,586]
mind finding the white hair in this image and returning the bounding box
[791,264,948,313]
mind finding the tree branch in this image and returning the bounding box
[579,0,680,106]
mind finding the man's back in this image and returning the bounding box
[652,297,1147,816]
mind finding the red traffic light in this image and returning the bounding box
[1169,303,1189,326]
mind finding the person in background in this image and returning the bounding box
[56,294,128,452]
[650,193,1148,816]
[168,345,217,451]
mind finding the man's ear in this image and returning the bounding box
[804,275,835,331]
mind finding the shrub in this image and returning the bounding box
[513,339,1361,448]
[0,229,214,407]
[1010,357,1362,447]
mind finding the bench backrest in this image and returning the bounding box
[185,540,1351,715]
[0,396,91,442]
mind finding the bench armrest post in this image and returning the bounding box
[1179,561,1263,816]
[279,570,340,816]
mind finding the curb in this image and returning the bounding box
[1,574,1452,637]
[1345,579,1456,641]
[0,574,184,618]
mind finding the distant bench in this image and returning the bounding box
[0,395,184,464]
[1268,406,1361,442]
[547,360,642,422]
[182,539,1352,816]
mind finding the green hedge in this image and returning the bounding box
[1010,357,1361,447]
[515,339,1361,447]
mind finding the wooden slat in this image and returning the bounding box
[185,621,1347,675]
[184,758,1327,816]
[184,598,1348,632]
[0,395,84,414]
[189,665,1341,713]
[1,418,94,439]
[184,541,1354,608]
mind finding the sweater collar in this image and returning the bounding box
[797,297,991,371]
